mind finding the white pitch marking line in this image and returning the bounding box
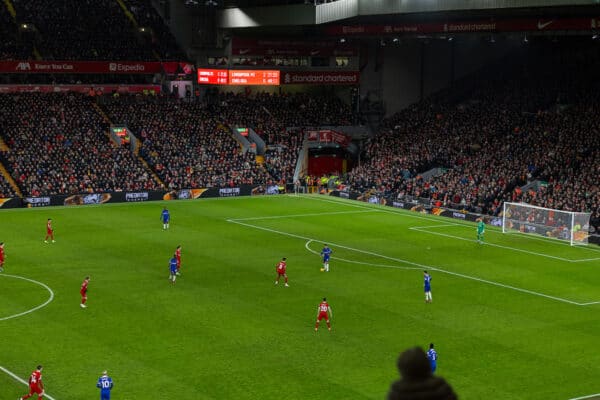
[228,218,597,306]
[0,274,55,321]
[0,365,58,400]
[569,258,600,263]
[230,209,377,222]
[410,226,579,263]
[567,393,600,400]
[304,240,422,271]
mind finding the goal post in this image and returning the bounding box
[502,202,591,246]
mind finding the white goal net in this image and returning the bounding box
[502,202,591,246]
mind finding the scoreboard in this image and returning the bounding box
[197,69,280,85]
[197,69,229,85]
[228,70,280,85]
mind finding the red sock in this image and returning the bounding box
[82,298,87,305]
[315,322,319,329]
[285,277,288,283]
[327,321,331,329]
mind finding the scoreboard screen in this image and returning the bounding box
[228,70,280,85]
[197,69,229,85]
[197,69,280,85]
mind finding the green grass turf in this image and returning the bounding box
[1,194,599,399]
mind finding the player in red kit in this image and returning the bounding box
[44,218,55,243]
[175,245,182,275]
[80,276,90,308]
[315,297,332,331]
[274,257,289,287]
[0,242,4,272]
[19,365,44,400]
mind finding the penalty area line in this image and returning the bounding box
[409,226,580,263]
[0,365,58,400]
[568,393,600,400]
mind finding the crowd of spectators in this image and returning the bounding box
[0,90,356,198]
[9,0,181,60]
[214,91,355,184]
[0,175,16,198]
[102,97,273,189]
[345,40,599,228]
[0,93,160,196]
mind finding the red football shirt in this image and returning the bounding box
[46,221,52,232]
[29,370,42,387]
[318,301,330,313]
[81,279,89,294]
[0,246,4,262]
[175,248,181,260]
[277,261,286,273]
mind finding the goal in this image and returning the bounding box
[502,202,591,246]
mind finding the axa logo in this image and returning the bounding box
[15,62,31,71]
[109,63,117,71]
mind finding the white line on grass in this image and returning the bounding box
[0,365,57,400]
[228,217,598,306]
[304,240,422,271]
[230,209,377,221]
[0,274,54,321]
[569,257,600,263]
[567,393,600,400]
[409,226,579,263]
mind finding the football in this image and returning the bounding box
[320,268,325,272]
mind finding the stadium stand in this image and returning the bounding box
[0,93,161,196]
[101,96,273,189]
[345,39,600,230]
[10,0,180,60]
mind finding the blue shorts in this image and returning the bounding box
[430,361,437,372]
[101,390,111,400]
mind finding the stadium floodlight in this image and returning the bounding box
[502,202,591,246]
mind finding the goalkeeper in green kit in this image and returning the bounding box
[477,218,485,243]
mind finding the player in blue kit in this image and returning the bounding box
[96,371,113,400]
[424,270,432,303]
[169,255,178,284]
[161,207,170,230]
[427,343,438,373]
[320,244,332,272]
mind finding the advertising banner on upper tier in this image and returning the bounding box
[324,17,600,35]
[231,38,359,57]
[281,71,359,85]
[0,61,180,74]
[0,84,161,93]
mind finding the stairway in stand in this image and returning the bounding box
[0,138,22,196]
[92,103,166,189]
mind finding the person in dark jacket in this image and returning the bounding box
[387,347,458,400]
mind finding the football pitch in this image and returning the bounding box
[1,194,599,400]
